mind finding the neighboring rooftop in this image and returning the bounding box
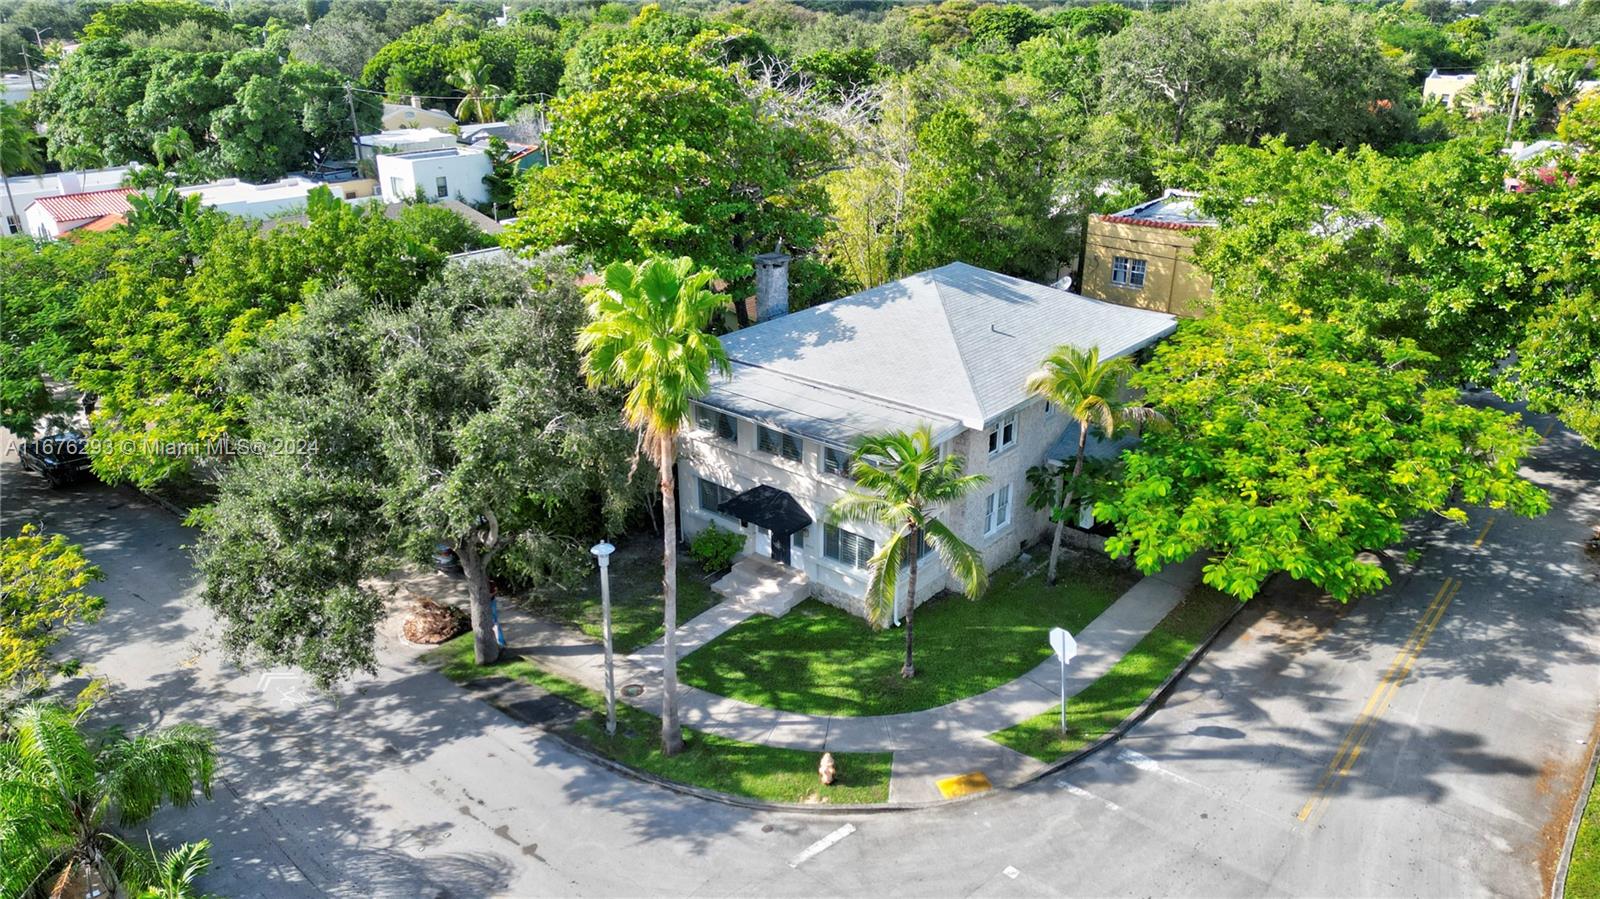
[5,166,135,195]
[357,127,457,150]
[177,176,322,205]
[29,187,136,224]
[1099,189,1215,230]
[390,147,485,162]
[701,262,1177,443]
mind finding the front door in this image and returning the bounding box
[770,530,791,566]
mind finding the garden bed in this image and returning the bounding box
[678,549,1137,717]
[987,586,1240,762]
[428,634,891,804]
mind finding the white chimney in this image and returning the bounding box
[410,95,423,109]
[56,171,82,195]
[754,249,791,321]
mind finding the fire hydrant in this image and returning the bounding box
[818,751,837,786]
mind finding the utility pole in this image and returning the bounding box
[22,27,49,92]
[1505,58,1527,148]
[0,154,23,237]
[344,85,365,176]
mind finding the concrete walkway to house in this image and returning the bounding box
[487,553,1208,802]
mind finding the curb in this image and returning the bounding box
[451,585,1253,815]
[1552,727,1600,899]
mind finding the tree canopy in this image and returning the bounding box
[1098,311,1549,601]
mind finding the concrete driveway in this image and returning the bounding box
[3,404,1597,898]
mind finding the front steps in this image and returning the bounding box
[711,555,811,618]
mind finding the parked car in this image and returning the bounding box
[17,432,94,487]
[433,543,463,574]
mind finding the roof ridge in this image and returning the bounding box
[925,264,991,425]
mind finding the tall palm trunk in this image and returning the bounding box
[901,523,920,678]
[658,437,684,756]
[456,538,500,666]
[1046,427,1089,586]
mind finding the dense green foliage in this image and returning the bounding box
[32,16,368,180]
[1098,311,1550,601]
[507,39,831,300]
[193,259,646,686]
[0,193,482,486]
[0,526,104,697]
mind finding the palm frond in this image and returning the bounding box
[923,518,988,599]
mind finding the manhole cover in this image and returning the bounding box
[621,683,644,698]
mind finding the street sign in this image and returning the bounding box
[1049,627,1077,663]
[1049,627,1076,734]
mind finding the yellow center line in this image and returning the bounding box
[1295,576,1459,823]
[1473,516,1497,548]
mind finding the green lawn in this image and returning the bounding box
[429,634,891,804]
[988,586,1239,762]
[517,545,721,655]
[678,553,1138,717]
[1569,774,1600,898]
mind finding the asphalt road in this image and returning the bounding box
[3,405,1597,898]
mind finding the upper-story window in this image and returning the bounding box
[757,425,802,461]
[984,484,1012,536]
[1112,256,1147,288]
[693,403,737,444]
[986,413,1018,456]
[435,176,449,198]
[821,445,854,478]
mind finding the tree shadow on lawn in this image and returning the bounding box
[678,550,1138,717]
[513,535,721,655]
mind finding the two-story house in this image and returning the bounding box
[677,256,1177,622]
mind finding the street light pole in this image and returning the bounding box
[590,541,617,737]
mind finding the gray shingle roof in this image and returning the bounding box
[705,263,1177,432]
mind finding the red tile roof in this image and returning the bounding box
[76,213,126,233]
[1095,213,1210,231]
[31,187,135,224]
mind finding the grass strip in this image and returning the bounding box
[1569,772,1600,899]
[429,634,891,804]
[988,586,1238,762]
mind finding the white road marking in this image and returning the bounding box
[1059,781,1122,811]
[1116,748,1203,788]
[1002,866,1020,879]
[788,823,856,868]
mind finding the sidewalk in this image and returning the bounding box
[470,554,1208,803]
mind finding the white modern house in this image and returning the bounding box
[356,126,460,161]
[677,256,1177,621]
[177,176,376,218]
[3,167,136,236]
[375,147,492,205]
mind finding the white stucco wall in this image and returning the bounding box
[375,150,491,205]
[677,397,1068,621]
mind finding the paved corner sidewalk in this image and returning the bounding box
[479,554,1208,804]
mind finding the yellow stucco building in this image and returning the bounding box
[1080,190,1214,318]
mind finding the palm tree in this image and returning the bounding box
[579,256,729,756]
[151,126,195,169]
[1025,346,1167,586]
[829,427,989,678]
[123,838,218,899]
[0,702,215,898]
[447,59,505,124]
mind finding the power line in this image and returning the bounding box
[345,84,548,104]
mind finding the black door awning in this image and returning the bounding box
[718,485,813,537]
